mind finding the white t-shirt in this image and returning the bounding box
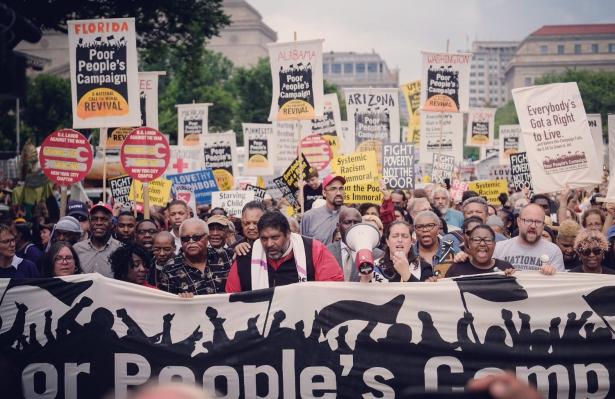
[493,236,565,272]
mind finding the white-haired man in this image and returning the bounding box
[432,187,464,228]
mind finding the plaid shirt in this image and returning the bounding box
[158,247,233,295]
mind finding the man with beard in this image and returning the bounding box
[226,211,343,292]
[327,207,384,281]
[493,203,564,272]
[556,220,582,269]
[432,187,463,229]
[301,174,346,245]
[74,203,121,277]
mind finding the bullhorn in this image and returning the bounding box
[345,223,381,275]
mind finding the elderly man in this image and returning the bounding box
[159,218,233,296]
[148,231,176,287]
[301,174,346,245]
[432,187,464,229]
[409,197,432,221]
[73,202,121,277]
[493,203,564,272]
[226,211,343,292]
[328,207,384,281]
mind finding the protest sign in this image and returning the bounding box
[273,176,300,209]
[420,51,471,112]
[382,143,414,189]
[431,153,455,185]
[302,93,343,157]
[450,180,469,203]
[333,151,382,204]
[401,80,421,144]
[498,125,522,165]
[108,175,133,206]
[177,103,211,146]
[480,139,499,161]
[67,18,140,128]
[512,82,601,193]
[167,169,219,205]
[267,39,324,121]
[345,88,400,172]
[40,129,93,186]
[120,127,170,182]
[167,146,205,176]
[419,112,464,162]
[129,177,172,207]
[211,191,255,216]
[245,184,266,200]
[489,165,511,181]
[468,180,508,205]
[510,152,533,191]
[4,273,614,398]
[243,123,274,176]
[281,154,315,195]
[272,121,300,173]
[298,134,333,172]
[587,114,605,167]
[203,132,237,190]
[466,108,496,147]
[173,184,197,212]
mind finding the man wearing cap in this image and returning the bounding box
[73,202,121,278]
[67,200,90,240]
[300,174,346,245]
[50,216,83,246]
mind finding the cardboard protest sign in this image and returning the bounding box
[243,123,274,176]
[512,82,601,194]
[333,151,382,204]
[173,184,197,212]
[431,153,455,185]
[273,177,300,209]
[68,18,140,128]
[177,103,211,146]
[167,169,219,205]
[401,80,421,144]
[245,184,266,200]
[211,191,255,216]
[466,108,496,147]
[40,129,93,185]
[302,93,343,158]
[420,51,471,113]
[498,125,522,165]
[129,177,172,206]
[345,88,400,172]
[489,165,511,181]
[382,143,414,189]
[167,146,205,176]
[587,114,604,167]
[510,152,533,191]
[480,139,499,161]
[298,134,333,172]
[120,127,170,182]
[468,180,508,205]
[272,122,299,173]
[419,112,463,162]
[450,180,469,203]
[267,39,324,121]
[203,132,237,191]
[282,154,315,195]
[108,175,133,206]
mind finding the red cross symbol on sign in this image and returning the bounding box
[173,158,189,173]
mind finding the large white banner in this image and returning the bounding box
[345,88,400,171]
[466,108,496,147]
[420,51,472,113]
[419,112,464,163]
[203,131,237,191]
[242,123,274,176]
[267,39,324,121]
[177,103,212,147]
[68,18,140,129]
[498,125,523,165]
[512,83,601,194]
[588,114,604,168]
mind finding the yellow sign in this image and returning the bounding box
[333,151,382,204]
[401,80,421,144]
[468,180,508,205]
[129,177,172,207]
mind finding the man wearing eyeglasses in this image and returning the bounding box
[493,203,564,272]
[158,218,232,296]
[300,174,346,245]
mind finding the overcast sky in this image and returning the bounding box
[248,0,615,82]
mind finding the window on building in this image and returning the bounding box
[323,64,329,74]
[592,43,599,53]
[540,45,548,54]
[470,72,476,77]
[610,43,615,53]
[367,63,378,73]
[379,63,383,73]
[332,63,341,74]
[478,72,484,77]
[356,63,365,73]
[557,45,565,54]
[470,89,477,94]
[478,64,484,69]
[344,63,353,74]
[524,77,533,86]
[478,89,484,94]
[574,44,581,54]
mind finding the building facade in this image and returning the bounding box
[322,51,399,89]
[468,41,518,107]
[505,24,615,91]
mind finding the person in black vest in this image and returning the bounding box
[225,211,343,292]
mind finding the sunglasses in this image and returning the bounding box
[180,234,206,243]
[579,247,604,257]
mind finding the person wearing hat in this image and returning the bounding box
[66,200,90,241]
[300,174,346,245]
[73,202,121,278]
[207,215,233,253]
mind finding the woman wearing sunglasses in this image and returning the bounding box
[569,230,614,274]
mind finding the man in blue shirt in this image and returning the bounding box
[432,187,464,229]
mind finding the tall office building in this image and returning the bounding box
[468,41,518,107]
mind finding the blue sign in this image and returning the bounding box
[167,168,219,204]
